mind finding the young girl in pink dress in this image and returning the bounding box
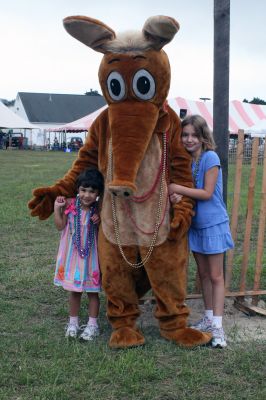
[54,168,104,340]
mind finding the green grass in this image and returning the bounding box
[0,150,265,400]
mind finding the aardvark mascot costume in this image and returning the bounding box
[29,15,211,348]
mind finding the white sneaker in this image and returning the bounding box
[211,327,227,348]
[65,323,79,338]
[79,324,100,341]
[190,316,213,332]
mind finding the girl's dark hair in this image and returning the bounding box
[76,168,104,195]
[181,114,216,151]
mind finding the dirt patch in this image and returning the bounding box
[139,297,266,343]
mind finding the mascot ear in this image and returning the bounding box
[143,15,180,50]
[63,15,116,53]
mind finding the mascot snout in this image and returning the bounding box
[107,101,159,197]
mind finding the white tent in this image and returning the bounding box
[48,105,108,132]
[0,101,37,129]
[244,118,266,137]
[44,97,266,138]
[168,97,266,133]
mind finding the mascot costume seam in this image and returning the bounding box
[29,15,211,348]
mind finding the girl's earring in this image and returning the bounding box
[96,196,100,202]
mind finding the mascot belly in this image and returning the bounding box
[29,15,211,348]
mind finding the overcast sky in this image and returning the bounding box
[1,0,266,102]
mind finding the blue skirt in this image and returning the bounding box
[189,221,234,254]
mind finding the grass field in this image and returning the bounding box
[0,150,265,400]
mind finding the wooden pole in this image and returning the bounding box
[252,135,266,301]
[239,138,259,292]
[225,130,244,290]
[213,0,230,203]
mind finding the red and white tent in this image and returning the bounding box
[168,97,266,133]
[49,105,107,132]
[168,97,214,129]
[230,100,266,133]
[48,97,266,135]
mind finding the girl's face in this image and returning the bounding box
[181,124,202,157]
[78,186,99,209]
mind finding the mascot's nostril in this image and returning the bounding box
[124,192,130,197]
[112,191,117,196]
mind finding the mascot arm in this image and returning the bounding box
[28,124,99,220]
[168,111,194,240]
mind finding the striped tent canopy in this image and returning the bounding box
[168,97,266,133]
[244,118,266,136]
[48,105,107,132]
[48,97,266,134]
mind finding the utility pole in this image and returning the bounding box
[213,0,230,203]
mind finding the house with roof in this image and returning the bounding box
[13,92,106,130]
[11,91,106,146]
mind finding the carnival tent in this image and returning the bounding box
[47,97,266,135]
[0,101,38,129]
[244,118,266,136]
[168,97,266,134]
[229,100,266,133]
[48,105,108,132]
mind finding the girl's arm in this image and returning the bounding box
[169,166,219,201]
[54,196,68,230]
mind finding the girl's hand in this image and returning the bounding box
[91,213,100,224]
[54,196,66,209]
[168,183,183,195]
[170,193,183,204]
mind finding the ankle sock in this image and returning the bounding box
[212,316,223,328]
[69,316,79,326]
[88,317,98,327]
[204,310,213,320]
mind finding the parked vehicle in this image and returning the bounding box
[5,133,27,149]
[67,137,83,151]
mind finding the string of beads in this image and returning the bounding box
[108,133,168,268]
[70,196,97,258]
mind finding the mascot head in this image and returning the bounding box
[63,16,179,196]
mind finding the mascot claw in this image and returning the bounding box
[160,328,212,347]
[109,327,145,349]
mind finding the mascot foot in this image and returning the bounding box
[160,327,212,348]
[109,327,145,349]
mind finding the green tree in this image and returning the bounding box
[85,89,100,96]
[242,97,266,104]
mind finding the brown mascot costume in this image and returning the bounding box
[29,15,211,348]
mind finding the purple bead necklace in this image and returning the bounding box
[72,196,97,258]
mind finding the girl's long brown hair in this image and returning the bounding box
[181,114,216,151]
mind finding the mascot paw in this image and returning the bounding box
[109,327,145,349]
[28,187,56,220]
[168,214,190,241]
[160,327,212,347]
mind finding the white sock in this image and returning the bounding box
[69,316,79,326]
[204,310,213,320]
[212,316,223,328]
[88,317,98,327]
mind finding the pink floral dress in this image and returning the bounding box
[54,198,101,292]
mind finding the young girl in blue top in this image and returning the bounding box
[169,115,234,348]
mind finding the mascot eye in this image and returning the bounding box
[107,71,126,101]
[132,69,156,100]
